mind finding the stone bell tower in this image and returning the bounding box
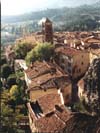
[42,18,53,44]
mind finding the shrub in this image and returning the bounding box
[1,64,12,79]
[14,41,34,59]
[26,42,54,65]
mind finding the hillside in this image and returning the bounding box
[2,2,100,24]
[83,58,100,115]
[1,2,100,45]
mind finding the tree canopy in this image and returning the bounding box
[1,64,12,79]
[14,41,34,59]
[25,42,54,65]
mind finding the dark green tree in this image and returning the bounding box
[14,41,34,59]
[26,42,54,65]
[7,74,17,88]
[1,64,12,79]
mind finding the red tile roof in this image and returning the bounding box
[35,112,66,133]
[29,72,65,90]
[25,61,55,80]
[55,46,83,56]
[55,105,71,123]
[37,93,62,114]
[28,101,98,133]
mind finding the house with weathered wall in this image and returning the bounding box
[27,94,97,133]
[24,61,72,105]
[55,46,90,79]
[27,93,71,133]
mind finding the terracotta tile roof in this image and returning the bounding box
[55,46,84,57]
[29,72,65,90]
[32,105,71,132]
[84,36,100,43]
[26,61,69,91]
[25,61,57,80]
[35,112,98,133]
[37,93,62,114]
[35,112,66,133]
[55,105,71,123]
[28,100,98,133]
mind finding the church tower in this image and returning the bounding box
[42,18,53,44]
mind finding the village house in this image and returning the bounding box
[55,46,90,79]
[24,61,72,105]
[27,94,71,133]
[27,94,96,133]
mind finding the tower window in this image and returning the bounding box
[81,62,84,65]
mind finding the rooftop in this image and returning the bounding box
[37,93,62,115]
[25,61,69,91]
[29,72,66,90]
[28,102,97,133]
[25,61,57,80]
[35,112,66,133]
[55,46,85,57]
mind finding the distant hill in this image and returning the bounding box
[1,2,100,45]
[2,2,100,24]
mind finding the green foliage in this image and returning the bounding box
[1,65,28,132]
[26,42,54,65]
[7,74,17,88]
[14,41,34,59]
[1,3,100,46]
[1,102,25,133]
[16,71,24,78]
[73,99,87,113]
[0,56,7,66]
[1,64,12,79]
[9,79,27,105]
[9,85,19,100]
[1,102,13,116]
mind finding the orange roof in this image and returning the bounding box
[37,93,62,114]
[55,47,83,56]
[35,112,66,133]
[25,61,56,80]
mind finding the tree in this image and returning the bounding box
[25,49,36,65]
[7,74,17,88]
[0,56,7,66]
[1,101,25,133]
[26,42,54,65]
[1,64,12,79]
[14,41,34,59]
[9,85,19,101]
[9,81,27,105]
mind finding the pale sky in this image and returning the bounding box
[1,0,98,16]
[1,0,49,16]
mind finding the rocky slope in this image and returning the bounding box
[83,58,100,114]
